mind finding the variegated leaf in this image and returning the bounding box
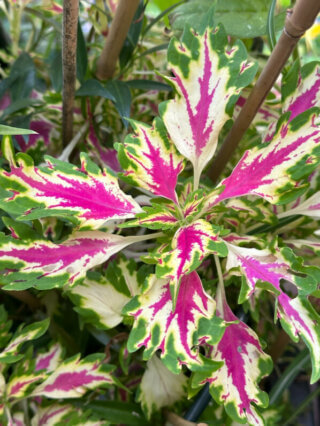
[278,190,320,219]
[277,293,320,383]
[226,243,319,301]
[15,119,53,155]
[0,231,142,291]
[234,91,280,124]
[208,109,320,207]
[6,373,45,399]
[69,257,141,329]
[138,355,187,418]
[121,202,179,230]
[285,237,320,255]
[160,25,257,187]
[193,292,272,426]
[117,117,184,203]
[87,124,121,172]
[182,189,205,220]
[283,61,320,121]
[31,404,73,426]
[156,220,228,302]
[226,243,320,382]
[0,137,141,229]
[123,272,225,374]
[35,343,63,372]
[0,305,12,348]
[0,319,49,363]
[31,354,115,398]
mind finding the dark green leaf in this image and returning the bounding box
[105,81,131,127]
[76,21,88,83]
[119,1,144,68]
[76,79,115,101]
[9,53,36,102]
[83,401,149,425]
[126,79,171,91]
[0,99,43,119]
[48,49,63,92]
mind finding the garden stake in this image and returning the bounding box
[208,0,320,183]
[96,0,140,80]
[62,0,79,147]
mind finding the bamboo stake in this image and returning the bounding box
[208,0,320,183]
[96,0,140,80]
[62,0,79,147]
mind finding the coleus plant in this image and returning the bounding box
[0,19,320,425]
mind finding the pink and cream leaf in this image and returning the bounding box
[0,138,141,229]
[7,373,45,399]
[226,243,320,382]
[156,220,228,303]
[31,404,74,426]
[282,61,320,121]
[123,272,225,374]
[116,117,184,203]
[121,202,179,230]
[277,294,320,383]
[226,243,318,302]
[31,353,116,398]
[0,231,142,291]
[35,343,63,373]
[160,25,257,187]
[208,109,320,207]
[0,319,49,363]
[193,294,272,426]
[277,190,320,219]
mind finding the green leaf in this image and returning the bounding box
[76,21,88,83]
[126,79,172,91]
[8,53,36,102]
[48,48,63,92]
[119,1,144,68]
[76,79,115,101]
[0,98,43,119]
[105,80,132,127]
[0,124,37,135]
[82,401,149,425]
[170,0,286,39]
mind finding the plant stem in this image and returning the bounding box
[58,97,105,162]
[96,0,140,80]
[269,348,310,405]
[214,254,225,314]
[208,0,320,183]
[283,385,320,425]
[62,0,79,147]
[127,232,164,244]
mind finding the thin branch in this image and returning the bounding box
[208,0,320,183]
[96,0,140,80]
[62,0,79,147]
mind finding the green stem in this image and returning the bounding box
[214,255,225,314]
[283,384,320,425]
[269,348,310,405]
[128,232,165,244]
